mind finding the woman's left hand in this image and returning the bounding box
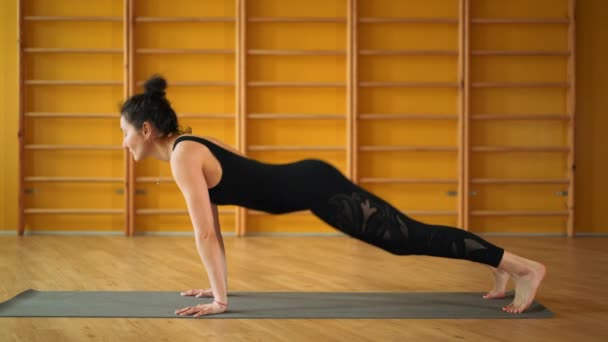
[174,301,227,317]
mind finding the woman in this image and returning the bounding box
[120,76,546,317]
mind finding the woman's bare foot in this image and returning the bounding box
[483,266,510,299]
[497,251,546,314]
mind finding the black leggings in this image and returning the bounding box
[308,161,505,267]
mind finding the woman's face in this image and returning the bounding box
[120,116,149,161]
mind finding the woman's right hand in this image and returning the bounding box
[180,288,213,298]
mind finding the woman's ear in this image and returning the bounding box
[141,121,152,139]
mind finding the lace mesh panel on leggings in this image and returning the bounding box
[325,192,410,253]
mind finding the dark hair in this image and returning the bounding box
[120,75,191,137]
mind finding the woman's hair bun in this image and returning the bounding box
[144,75,167,97]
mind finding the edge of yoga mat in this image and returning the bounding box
[0,289,554,319]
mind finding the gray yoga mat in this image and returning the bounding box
[0,290,553,319]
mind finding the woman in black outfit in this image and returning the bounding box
[119,76,546,317]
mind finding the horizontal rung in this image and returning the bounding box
[471,178,570,184]
[359,17,458,24]
[248,113,344,119]
[248,81,345,87]
[248,49,345,56]
[471,114,570,120]
[24,209,123,215]
[359,114,458,120]
[471,50,570,56]
[26,80,122,86]
[470,210,569,216]
[136,209,235,215]
[471,146,570,152]
[359,178,458,184]
[135,81,234,87]
[24,48,123,54]
[24,16,122,22]
[471,18,570,24]
[25,112,116,118]
[471,82,569,88]
[135,17,235,23]
[25,177,123,183]
[178,113,235,119]
[136,177,173,183]
[248,145,345,151]
[360,146,457,152]
[25,145,123,150]
[248,17,346,23]
[136,48,235,54]
[359,50,459,56]
[359,81,460,88]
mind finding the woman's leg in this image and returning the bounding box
[309,162,545,313]
[311,190,505,266]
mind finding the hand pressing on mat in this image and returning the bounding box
[175,300,228,317]
[180,288,213,298]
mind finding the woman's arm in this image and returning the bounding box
[171,143,228,316]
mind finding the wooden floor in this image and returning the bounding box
[1,235,607,341]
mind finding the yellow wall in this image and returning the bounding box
[1,0,606,234]
[1,0,19,232]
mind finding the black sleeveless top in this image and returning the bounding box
[172,136,340,214]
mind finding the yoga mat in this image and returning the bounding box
[0,290,553,319]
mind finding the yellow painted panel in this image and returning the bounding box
[470,88,567,114]
[359,55,458,82]
[24,0,122,16]
[25,22,123,49]
[471,25,568,51]
[470,0,569,18]
[148,87,235,114]
[27,85,125,113]
[358,88,459,114]
[25,150,125,178]
[24,183,124,209]
[247,214,334,234]
[358,151,457,178]
[363,184,458,211]
[247,88,346,114]
[134,23,235,49]
[135,158,171,178]
[248,0,346,17]
[470,153,568,179]
[134,0,235,17]
[26,215,125,232]
[470,217,566,234]
[470,184,568,211]
[180,119,236,143]
[135,55,235,83]
[471,56,568,83]
[247,119,346,146]
[134,182,186,210]
[247,23,346,50]
[359,24,458,50]
[247,56,346,82]
[136,213,235,233]
[359,120,458,146]
[471,120,568,147]
[358,0,459,18]
[25,54,123,81]
[25,118,122,145]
